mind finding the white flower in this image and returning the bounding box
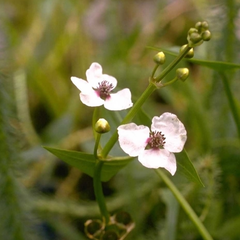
[117,112,187,175]
[71,62,133,111]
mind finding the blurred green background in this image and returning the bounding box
[1,0,240,239]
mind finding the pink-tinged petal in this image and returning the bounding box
[80,91,104,107]
[117,123,149,156]
[86,62,103,88]
[102,74,117,89]
[104,88,133,111]
[138,149,177,175]
[71,77,93,93]
[151,112,187,153]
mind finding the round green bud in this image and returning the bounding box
[176,68,189,81]
[188,28,198,35]
[154,51,166,64]
[202,30,211,41]
[180,44,194,58]
[195,21,202,30]
[95,118,110,134]
[201,21,209,30]
[189,32,202,43]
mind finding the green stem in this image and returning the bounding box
[92,108,100,140]
[94,133,101,158]
[151,64,160,78]
[156,169,213,240]
[93,160,110,224]
[162,76,178,88]
[220,72,240,140]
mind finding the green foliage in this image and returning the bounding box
[1,0,240,239]
[176,149,204,187]
[44,147,134,182]
[0,68,33,239]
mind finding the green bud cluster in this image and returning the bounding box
[187,21,211,47]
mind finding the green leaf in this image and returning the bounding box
[149,46,240,71]
[176,149,204,187]
[44,147,134,182]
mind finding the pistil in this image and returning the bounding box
[147,131,166,149]
[97,80,113,99]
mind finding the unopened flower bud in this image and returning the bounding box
[95,118,110,134]
[202,30,211,41]
[176,68,189,81]
[188,28,198,35]
[180,44,194,58]
[201,21,209,30]
[189,32,202,43]
[195,21,202,30]
[154,52,166,65]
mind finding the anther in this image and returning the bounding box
[97,80,113,99]
[147,131,166,149]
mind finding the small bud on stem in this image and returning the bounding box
[154,52,166,65]
[176,68,189,82]
[95,118,110,134]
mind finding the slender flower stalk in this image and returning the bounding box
[156,169,213,240]
[93,160,110,224]
[93,118,111,224]
[94,133,101,158]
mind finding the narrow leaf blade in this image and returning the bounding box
[44,147,133,182]
[176,149,204,187]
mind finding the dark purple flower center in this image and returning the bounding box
[146,131,166,149]
[96,80,113,100]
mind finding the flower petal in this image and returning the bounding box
[151,112,187,153]
[104,88,133,111]
[138,149,177,175]
[71,77,93,92]
[102,74,117,89]
[117,123,149,156]
[86,62,103,88]
[80,91,104,107]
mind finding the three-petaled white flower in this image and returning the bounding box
[117,112,187,175]
[71,62,133,111]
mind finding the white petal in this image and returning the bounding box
[86,62,103,88]
[138,149,177,175]
[104,88,133,111]
[80,92,104,107]
[117,123,149,156]
[71,77,93,92]
[102,74,117,89]
[151,112,187,153]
